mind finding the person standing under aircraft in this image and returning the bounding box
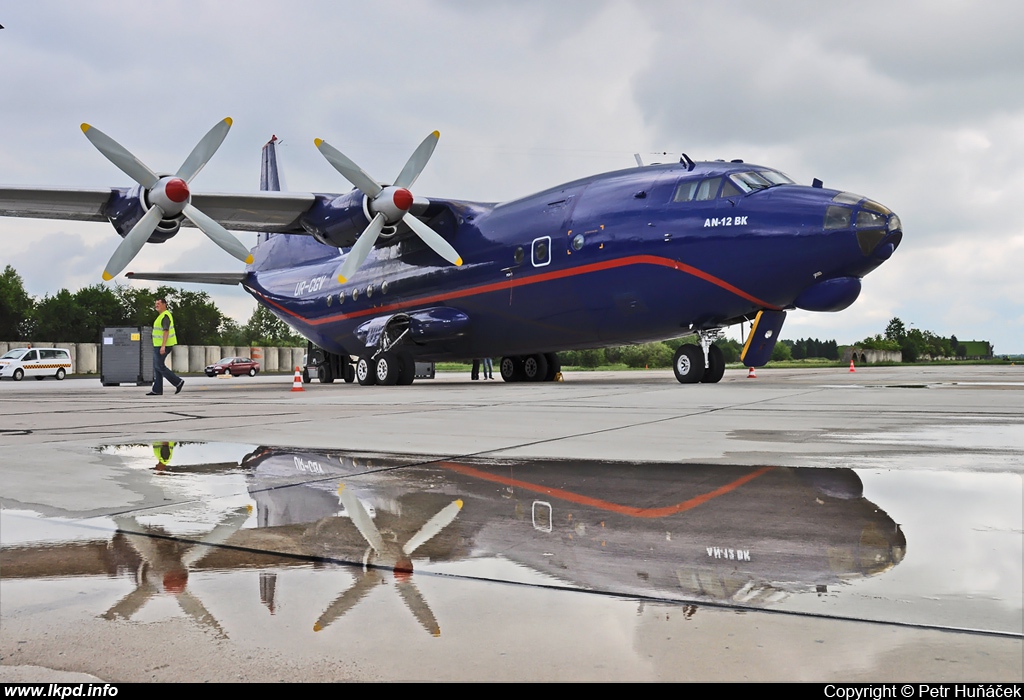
[482,357,493,379]
[149,298,184,396]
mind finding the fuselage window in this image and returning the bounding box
[695,177,722,201]
[532,236,551,267]
[514,246,525,265]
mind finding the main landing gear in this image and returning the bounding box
[672,330,726,384]
[499,353,561,382]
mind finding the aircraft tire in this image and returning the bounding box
[343,361,355,383]
[302,368,311,383]
[499,356,521,382]
[375,353,400,386]
[543,353,561,381]
[522,354,548,382]
[673,345,705,384]
[699,344,725,384]
[356,356,375,385]
[318,363,335,384]
[397,353,415,385]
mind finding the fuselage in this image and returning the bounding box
[243,160,902,361]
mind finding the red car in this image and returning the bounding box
[205,357,260,377]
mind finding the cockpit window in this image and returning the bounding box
[824,206,852,230]
[856,210,886,229]
[673,181,699,202]
[695,177,722,201]
[728,170,794,194]
[759,170,794,186]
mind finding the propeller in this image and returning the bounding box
[81,118,254,281]
[314,131,463,283]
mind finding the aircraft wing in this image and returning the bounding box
[125,272,249,285]
[0,186,317,233]
[0,186,113,222]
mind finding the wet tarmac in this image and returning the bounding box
[1,366,1021,681]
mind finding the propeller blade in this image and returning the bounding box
[180,505,253,569]
[182,203,254,264]
[402,213,463,266]
[334,213,385,283]
[176,589,228,639]
[314,138,383,198]
[81,124,160,189]
[313,571,382,632]
[403,499,463,556]
[102,581,157,621]
[102,206,163,280]
[176,117,233,183]
[337,483,385,553]
[394,131,439,189]
[395,578,441,637]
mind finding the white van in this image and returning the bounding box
[0,347,73,381]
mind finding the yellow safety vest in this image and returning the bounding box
[152,310,178,347]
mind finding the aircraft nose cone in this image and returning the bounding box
[165,178,190,203]
[393,188,413,212]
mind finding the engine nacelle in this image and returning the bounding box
[299,190,369,249]
[104,185,182,243]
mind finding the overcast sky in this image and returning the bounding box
[2,1,1021,352]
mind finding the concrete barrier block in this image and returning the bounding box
[205,346,220,365]
[75,343,98,374]
[262,346,279,372]
[171,345,189,373]
[188,346,206,373]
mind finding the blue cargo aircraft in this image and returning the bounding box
[0,119,902,385]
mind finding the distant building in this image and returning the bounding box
[842,347,902,364]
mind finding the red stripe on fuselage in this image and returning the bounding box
[440,461,775,519]
[249,254,781,325]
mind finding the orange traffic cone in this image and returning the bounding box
[291,366,305,392]
[747,366,756,379]
[849,359,856,373]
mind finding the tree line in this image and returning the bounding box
[858,317,991,361]
[0,265,304,347]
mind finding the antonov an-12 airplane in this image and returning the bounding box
[0,119,902,385]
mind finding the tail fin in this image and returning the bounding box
[260,135,285,192]
[258,136,286,244]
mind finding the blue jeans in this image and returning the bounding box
[152,347,182,394]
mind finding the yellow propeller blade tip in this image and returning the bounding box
[101,271,113,281]
[246,504,253,514]
[454,257,463,266]
[314,138,324,148]
[337,275,347,284]
[81,124,91,133]
[432,130,440,138]
[223,117,233,126]
[313,623,323,632]
[245,255,254,264]
[337,484,346,494]
[455,499,464,509]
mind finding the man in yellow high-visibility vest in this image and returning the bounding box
[148,298,185,396]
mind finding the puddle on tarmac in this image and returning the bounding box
[1,442,1020,645]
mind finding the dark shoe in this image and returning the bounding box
[175,380,185,395]
[146,392,161,396]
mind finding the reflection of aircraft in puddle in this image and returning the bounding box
[312,486,462,635]
[1,444,905,637]
[101,506,252,638]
